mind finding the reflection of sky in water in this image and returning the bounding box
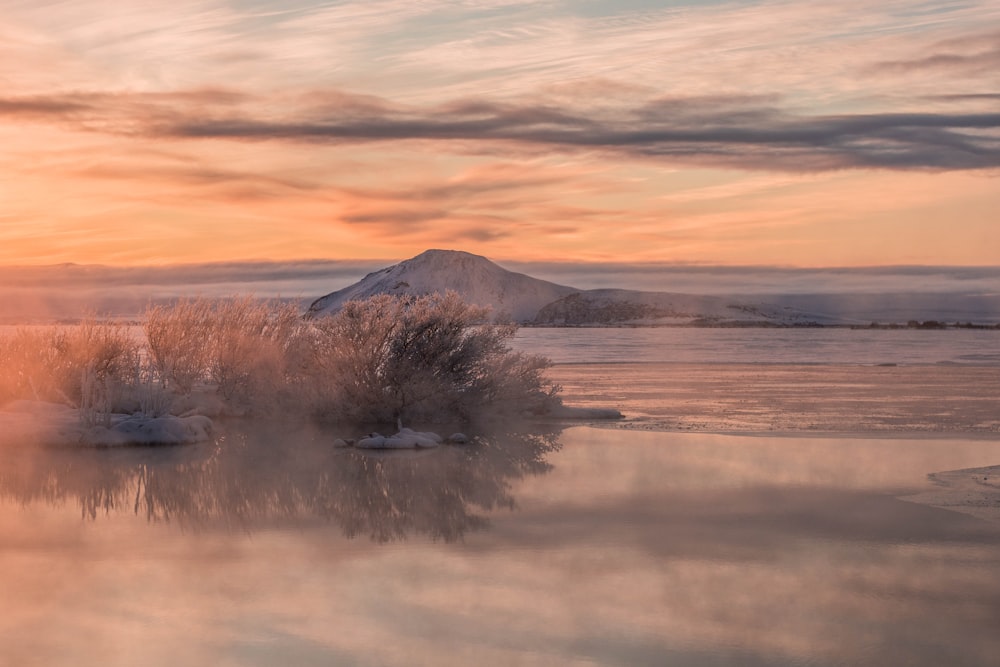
[2,426,999,665]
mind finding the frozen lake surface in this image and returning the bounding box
[513,326,1000,365]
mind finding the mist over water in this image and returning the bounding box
[504,262,1000,296]
[0,261,380,323]
[4,260,1000,323]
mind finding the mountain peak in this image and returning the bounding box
[307,250,578,321]
[412,248,479,260]
[402,249,491,270]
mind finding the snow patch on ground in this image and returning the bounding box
[902,465,1000,523]
[83,415,214,447]
[357,428,443,449]
[0,400,214,447]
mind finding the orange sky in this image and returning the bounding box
[1,0,998,267]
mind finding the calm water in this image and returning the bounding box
[513,327,1000,365]
[3,326,1000,664]
[2,420,1000,666]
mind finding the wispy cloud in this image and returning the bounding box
[868,30,1000,75]
[5,89,999,171]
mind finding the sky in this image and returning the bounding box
[1,0,998,268]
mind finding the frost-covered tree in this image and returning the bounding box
[308,291,558,423]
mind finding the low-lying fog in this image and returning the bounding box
[3,260,1000,323]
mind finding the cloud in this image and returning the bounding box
[164,96,1000,172]
[75,163,321,202]
[7,87,997,172]
[870,47,1000,76]
[0,96,91,117]
[1,0,998,267]
[926,93,1000,102]
[450,223,513,242]
[0,259,384,289]
[340,208,518,244]
[342,209,450,226]
[868,30,1000,76]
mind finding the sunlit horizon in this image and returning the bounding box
[2,0,998,268]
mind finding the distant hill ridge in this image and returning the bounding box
[307,249,831,326]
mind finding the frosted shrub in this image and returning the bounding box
[144,297,311,415]
[0,322,142,425]
[145,299,216,393]
[126,360,174,418]
[309,291,558,423]
[205,297,308,415]
[72,321,143,426]
[0,329,49,404]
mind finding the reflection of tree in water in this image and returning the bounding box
[0,422,562,542]
[316,429,558,542]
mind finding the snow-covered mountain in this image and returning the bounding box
[306,249,578,322]
[306,249,834,326]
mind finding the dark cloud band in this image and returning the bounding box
[4,89,999,171]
